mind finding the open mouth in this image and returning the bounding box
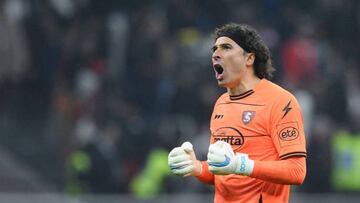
[214,64,224,74]
[213,64,224,80]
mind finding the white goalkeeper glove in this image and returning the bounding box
[207,141,254,176]
[168,141,202,176]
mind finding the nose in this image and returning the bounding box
[212,54,221,62]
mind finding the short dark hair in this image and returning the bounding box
[214,23,274,79]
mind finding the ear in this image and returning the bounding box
[245,53,255,66]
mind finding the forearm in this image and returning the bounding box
[250,157,306,185]
[195,161,215,185]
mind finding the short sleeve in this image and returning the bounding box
[269,93,307,160]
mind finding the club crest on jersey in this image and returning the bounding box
[242,111,255,124]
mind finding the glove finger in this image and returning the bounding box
[168,155,191,165]
[220,141,235,155]
[181,141,193,153]
[169,160,192,170]
[213,140,232,151]
[214,140,227,147]
[207,154,230,168]
[207,151,225,161]
[208,143,225,155]
[172,164,194,176]
[168,147,185,158]
[210,141,235,157]
[207,146,232,168]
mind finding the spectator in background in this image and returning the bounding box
[66,117,124,194]
[281,22,319,87]
[0,0,29,81]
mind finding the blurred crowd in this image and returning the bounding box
[0,0,359,196]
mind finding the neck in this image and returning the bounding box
[227,76,261,96]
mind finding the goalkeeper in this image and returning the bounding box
[168,23,306,203]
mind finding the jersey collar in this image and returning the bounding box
[229,89,254,100]
[228,79,266,100]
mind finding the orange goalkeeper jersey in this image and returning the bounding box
[206,79,306,203]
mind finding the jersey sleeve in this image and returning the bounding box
[269,93,307,160]
[195,161,215,185]
[251,156,306,185]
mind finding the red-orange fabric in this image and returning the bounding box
[195,161,214,184]
[252,156,306,185]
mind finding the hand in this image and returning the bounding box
[207,141,254,176]
[168,142,202,176]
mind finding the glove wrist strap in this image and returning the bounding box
[235,154,254,176]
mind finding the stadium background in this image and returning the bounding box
[0,0,359,202]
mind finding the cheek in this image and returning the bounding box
[227,57,245,74]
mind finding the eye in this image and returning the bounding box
[211,46,217,53]
[212,43,232,53]
[221,44,232,50]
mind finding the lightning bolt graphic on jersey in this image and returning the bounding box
[282,100,292,119]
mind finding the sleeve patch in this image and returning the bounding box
[277,121,301,147]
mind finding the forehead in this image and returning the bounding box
[214,36,243,50]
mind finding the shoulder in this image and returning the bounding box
[262,80,298,103]
[214,92,228,105]
[261,81,303,119]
